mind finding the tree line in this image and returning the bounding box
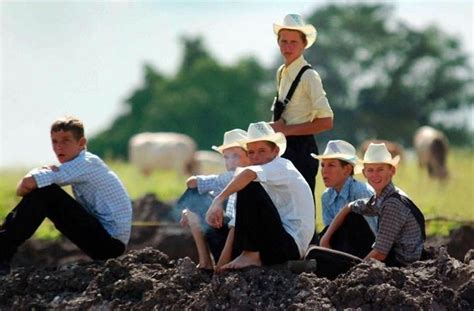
[89,4,473,160]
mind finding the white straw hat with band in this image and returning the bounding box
[273,13,317,49]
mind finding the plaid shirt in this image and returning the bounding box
[350,182,423,264]
[31,150,132,245]
[196,171,237,223]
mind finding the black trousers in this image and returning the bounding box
[318,212,375,259]
[281,135,318,198]
[282,134,319,244]
[0,185,125,262]
[233,182,300,265]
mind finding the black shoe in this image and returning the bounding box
[0,261,11,276]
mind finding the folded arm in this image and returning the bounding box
[206,169,257,228]
[271,117,333,136]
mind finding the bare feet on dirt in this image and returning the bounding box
[220,251,262,270]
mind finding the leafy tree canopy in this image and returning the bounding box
[303,4,473,146]
[89,37,267,159]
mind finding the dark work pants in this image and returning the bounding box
[282,134,319,244]
[233,182,300,265]
[319,212,375,259]
[0,185,125,262]
[282,135,319,199]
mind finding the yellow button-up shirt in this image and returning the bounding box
[274,55,333,125]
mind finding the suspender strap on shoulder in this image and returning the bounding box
[386,192,426,241]
[283,65,312,104]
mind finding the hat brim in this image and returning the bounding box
[361,155,400,167]
[311,153,363,174]
[273,24,317,49]
[211,142,245,155]
[242,132,287,156]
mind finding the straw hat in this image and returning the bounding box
[242,122,286,156]
[311,140,363,174]
[273,13,317,49]
[212,129,247,154]
[362,143,400,167]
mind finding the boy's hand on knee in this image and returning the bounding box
[206,199,224,228]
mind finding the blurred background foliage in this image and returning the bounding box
[88,4,473,159]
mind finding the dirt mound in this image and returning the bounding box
[4,193,474,309]
[1,246,472,309]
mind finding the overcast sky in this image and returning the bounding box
[1,0,473,169]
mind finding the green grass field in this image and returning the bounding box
[0,148,472,239]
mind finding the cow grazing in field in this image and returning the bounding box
[129,132,197,176]
[359,139,405,162]
[190,150,226,175]
[413,126,449,180]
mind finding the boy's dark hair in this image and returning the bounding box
[337,159,355,176]
[51,117,85,141]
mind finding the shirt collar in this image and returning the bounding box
[327,176,354,203]
[283,55,308,79]
[377,182,397,200]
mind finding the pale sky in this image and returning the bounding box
[1,0,473,169]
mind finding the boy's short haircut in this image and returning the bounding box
[337,159,355,176]
[51,117,85,141]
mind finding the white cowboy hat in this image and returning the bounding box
[212,129,248,154]
[242,121,287,156]
[362,143,400,167]
[311,140,363,174]
[273,13,317,49]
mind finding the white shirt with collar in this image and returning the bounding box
[237,157,314,257]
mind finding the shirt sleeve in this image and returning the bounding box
[303,70,333,119]
[321,192,332,227]
[350,198,376,216]
[196,171,233,194]
[240,160,287,185]
[31,156,91,188]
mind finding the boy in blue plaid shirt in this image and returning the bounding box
[0,117,132,275]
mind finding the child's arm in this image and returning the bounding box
[320,204,351,248]
[16,175,37,197]
[206,169,257,228]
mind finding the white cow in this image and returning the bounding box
[190,150,226,175]
[129,132,197,176]
[413,126,449,180]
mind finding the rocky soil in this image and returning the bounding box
[1,193,473,310]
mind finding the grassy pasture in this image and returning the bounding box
[0,148,472,239]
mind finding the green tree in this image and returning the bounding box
[302,4,473,146]
[88,37,267,159]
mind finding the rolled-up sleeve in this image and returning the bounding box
[304,71,333,119]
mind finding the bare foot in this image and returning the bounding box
[220,251,262,270]
[196,263,214,271]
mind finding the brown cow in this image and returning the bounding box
[413,126,449,179]
[359,139,405,162]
